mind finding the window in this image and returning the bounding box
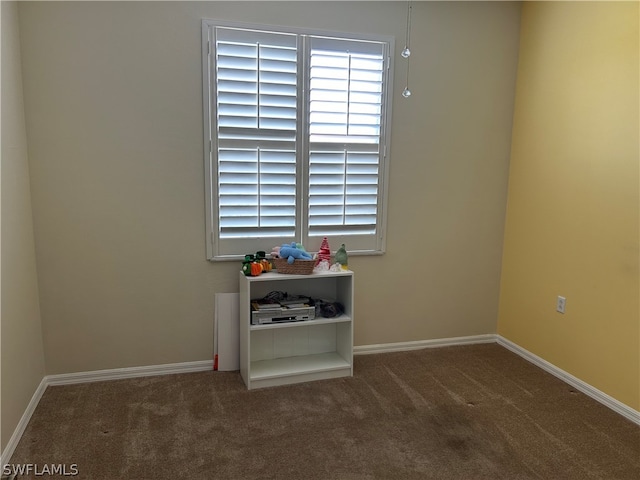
[202,20,394,259]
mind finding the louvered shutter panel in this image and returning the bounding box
[305,36,386,252]
[214,27,299,254]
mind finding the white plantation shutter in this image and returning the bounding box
[203,21,392,259]
[213,27,300,255]
[305,37,386,252]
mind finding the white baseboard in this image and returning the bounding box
[354,334,497,355]
[1,377,47,469]
[497,335,640,426]
[46,360,214,386]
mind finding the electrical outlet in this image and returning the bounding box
[556,296,566,314]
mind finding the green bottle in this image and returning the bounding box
[335,244,348,270]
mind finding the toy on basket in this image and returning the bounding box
[273,243,315,274]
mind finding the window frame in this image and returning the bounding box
[202,19,394,261]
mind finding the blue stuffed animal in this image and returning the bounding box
[279,242,313,264]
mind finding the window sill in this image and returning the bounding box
[208,249,384,262]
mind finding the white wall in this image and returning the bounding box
[16,1,521,374]
[1,1,46,451]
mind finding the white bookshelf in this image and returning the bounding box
[239,270,354,389]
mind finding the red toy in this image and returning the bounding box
[317,237,331,264]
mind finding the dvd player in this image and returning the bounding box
[251,306,315,325]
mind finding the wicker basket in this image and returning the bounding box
[273,258,316,275]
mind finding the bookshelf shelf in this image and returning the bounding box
[249,314,351,331]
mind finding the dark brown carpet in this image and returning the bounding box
[8,344,640,479]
